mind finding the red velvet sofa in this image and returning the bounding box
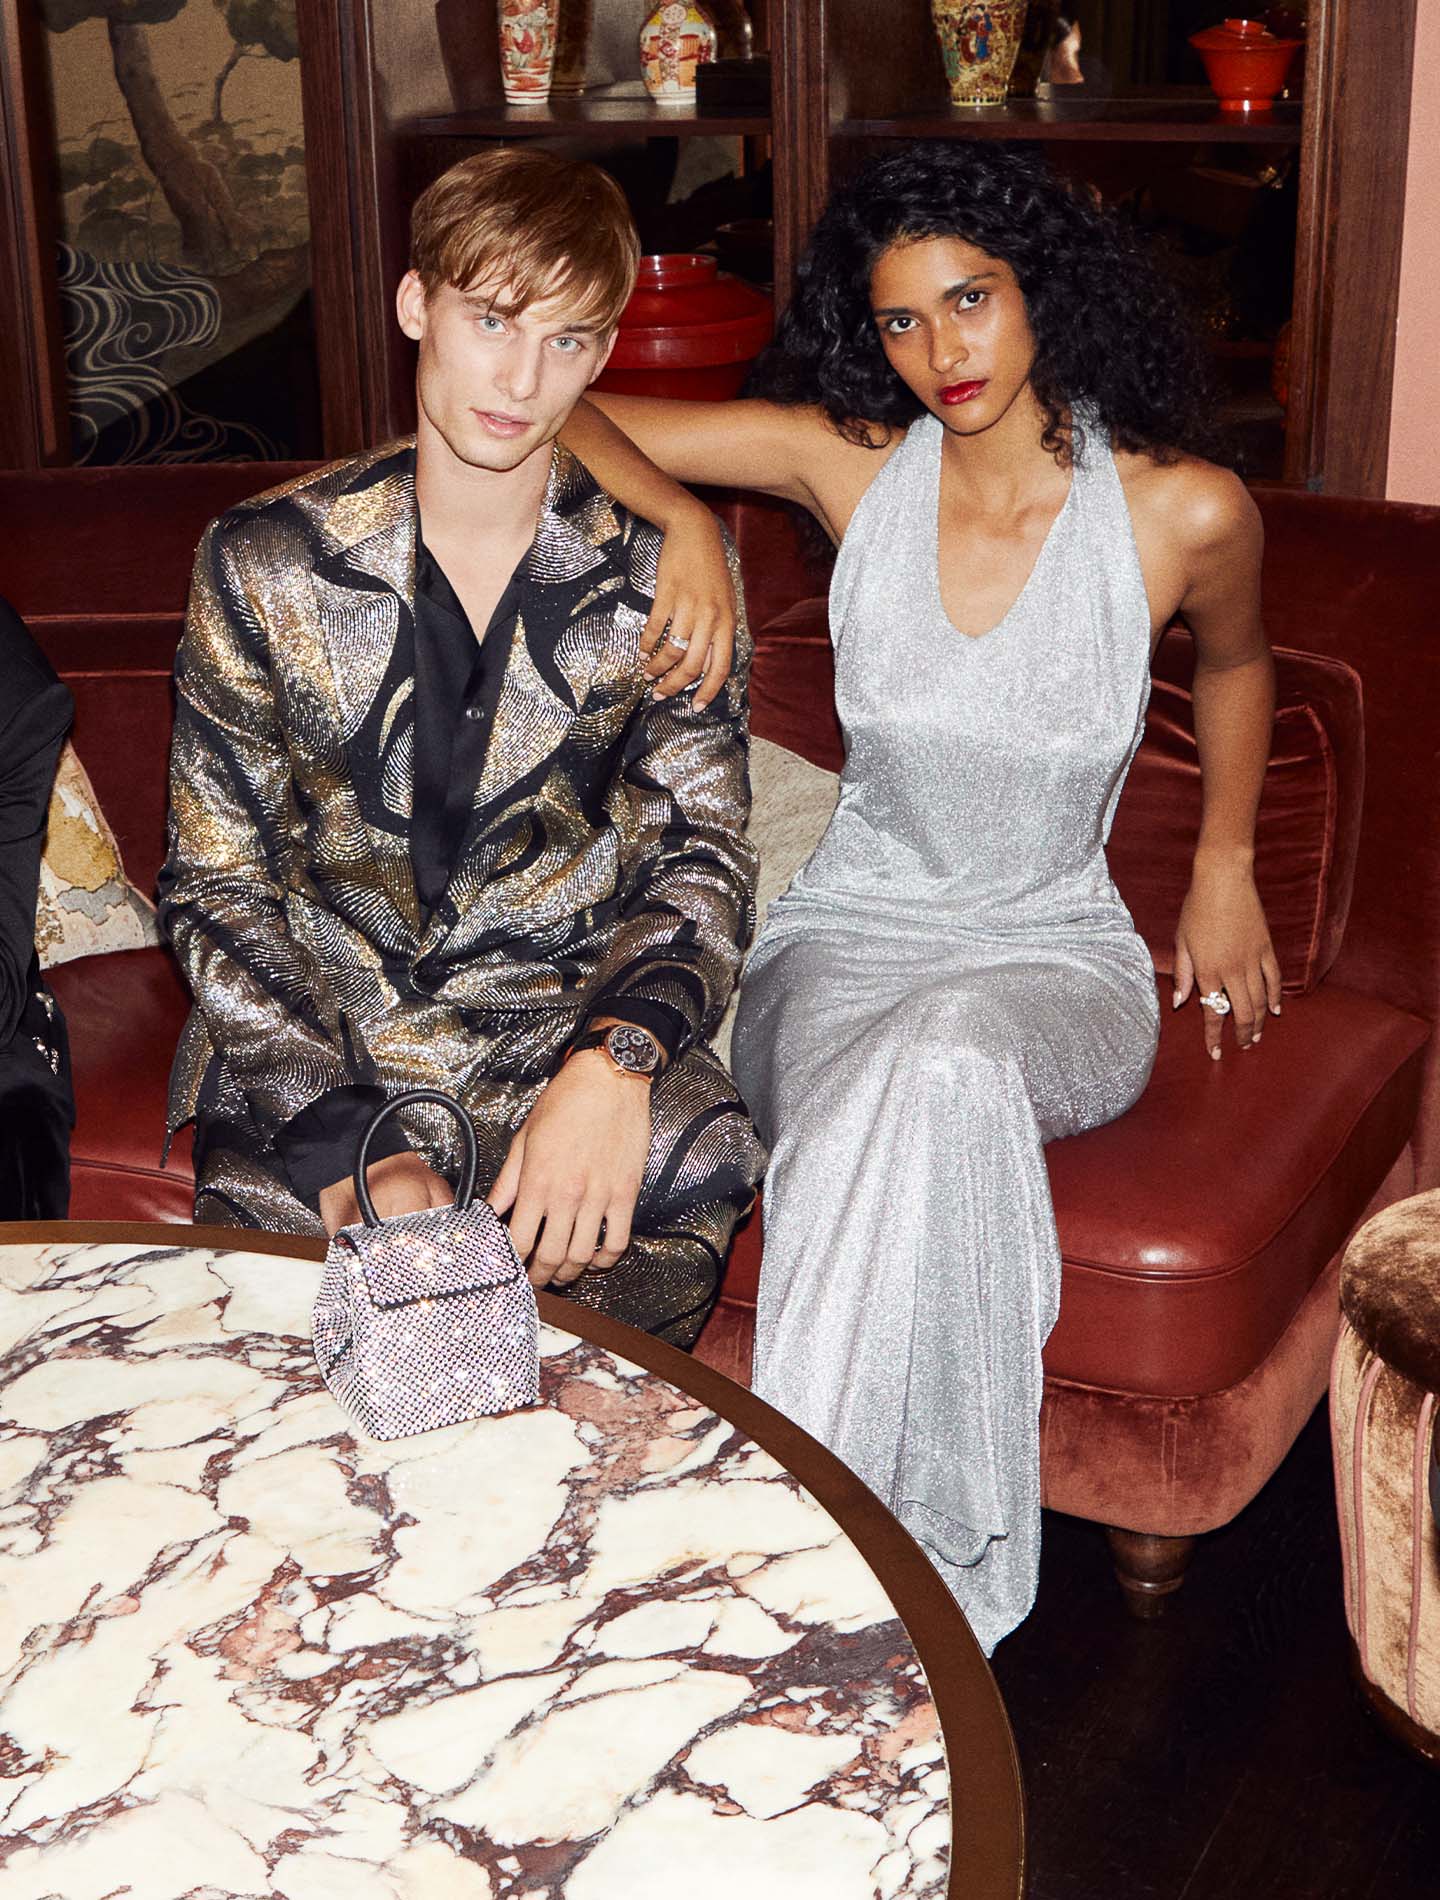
[3,464,1437,1613]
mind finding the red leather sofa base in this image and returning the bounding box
[1038,1244,1350,1540]
[704,983,1427,1400]
[48,947,194,1223]
[1043,983,1426,1396]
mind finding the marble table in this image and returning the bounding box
[0,1222,1023,1900]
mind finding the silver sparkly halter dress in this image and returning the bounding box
[730,413,1161,1653]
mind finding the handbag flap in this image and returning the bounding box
[337,1202,526,1309]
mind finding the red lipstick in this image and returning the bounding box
[940,380,986,406]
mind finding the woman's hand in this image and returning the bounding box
[641,500,737,708]
[1172,851,1282,1058]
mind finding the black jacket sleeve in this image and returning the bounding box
[0,599,73,1048]
[273,1083,414,1211]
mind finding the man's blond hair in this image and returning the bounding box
[410,148,639,331]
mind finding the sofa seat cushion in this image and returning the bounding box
[47,945,195,1218]
[715,982,1427,1404]
[1044,981,1427,1398]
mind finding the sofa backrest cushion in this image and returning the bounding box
[1108,630,1364,995]
[0,464,314,620]
[1,464,315,905]
[750,621,845,771]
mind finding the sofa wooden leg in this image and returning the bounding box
[1105,1528,1198,1619]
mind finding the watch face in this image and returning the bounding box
[605,1024,661,1074]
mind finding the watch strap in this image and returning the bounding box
[567,1028,610,1057]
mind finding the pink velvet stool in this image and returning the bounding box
[1331,1188,1440,1765]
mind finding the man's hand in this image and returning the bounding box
[487,1052,652,1288]
[317,1151,455,1238]
[640,499,737,709]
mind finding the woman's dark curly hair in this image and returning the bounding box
[749,142,1225,467]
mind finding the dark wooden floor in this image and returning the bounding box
[991,1407,1440,1900]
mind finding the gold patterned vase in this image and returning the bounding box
[640,1,718,108]
[498,0,559,104]
[931,0,1027,106]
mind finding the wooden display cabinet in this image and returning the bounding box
[0,0,1418,495]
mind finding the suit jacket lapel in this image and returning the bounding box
[310,442,422,942]
[467,444,626,821]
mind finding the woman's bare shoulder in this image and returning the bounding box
[1115,449,1261,555]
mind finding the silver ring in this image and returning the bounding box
[1200,989,1232,1017]
[663,630,691,652]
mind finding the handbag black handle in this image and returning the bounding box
[354,1088,479,1228]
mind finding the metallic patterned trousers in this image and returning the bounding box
[193,1040,763,1350]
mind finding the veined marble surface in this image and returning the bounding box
[0,1241,950,1899]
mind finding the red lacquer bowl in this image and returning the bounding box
[594,255,774,401]
[1190,17,1302,113]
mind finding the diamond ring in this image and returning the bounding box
[663,629,691,652]
[1200,989,1231,1016]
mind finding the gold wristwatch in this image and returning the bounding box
[569,1022,663,1080]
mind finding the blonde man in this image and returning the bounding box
[160,149,761,1345]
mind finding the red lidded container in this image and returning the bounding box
[594,254,774,402]
[1190,17,1302,113]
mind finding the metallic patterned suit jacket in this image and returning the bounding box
[159,438,759,1204]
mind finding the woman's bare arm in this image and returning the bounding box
[571,392,820,504]
[1166,467,1281,1057]
[569,392,895,541]
[560,393,897,700]
[557,398,738,704]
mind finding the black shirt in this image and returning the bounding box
[410,531,522,921]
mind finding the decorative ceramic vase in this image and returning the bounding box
[640,1,718,108]
[498,0,558,104]
[594,254,773,400]
[930,0,1027,107]
[551,0,591,95]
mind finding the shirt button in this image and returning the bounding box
[465,706,484,721]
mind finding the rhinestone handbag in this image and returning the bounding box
[311,1089,540,1441]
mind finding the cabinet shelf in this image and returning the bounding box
[838,98,1303,145]
[408,99,772,143]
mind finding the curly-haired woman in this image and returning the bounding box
[569,141,1280,1650]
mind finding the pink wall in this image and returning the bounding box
[1388,0,1440,503]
